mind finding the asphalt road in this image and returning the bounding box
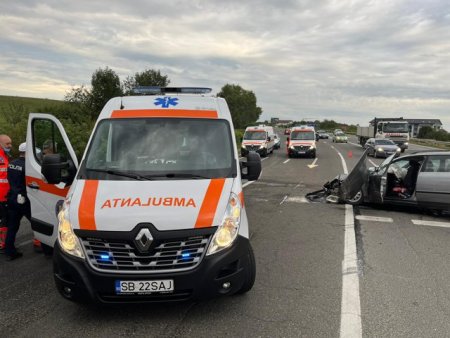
[1,133,449,337]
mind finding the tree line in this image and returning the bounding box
[0,67,262,157]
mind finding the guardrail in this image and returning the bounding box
[410,138,450,150]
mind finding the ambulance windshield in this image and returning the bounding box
[243,130,266,140]
[291,131,315,140]
[82,118,235,180]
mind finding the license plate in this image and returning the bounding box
[298,151,305,154]
[115,280,174,294]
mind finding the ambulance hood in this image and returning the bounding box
[68,178,234,232]
[242,140,265,145]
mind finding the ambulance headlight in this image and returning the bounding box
[207,193,241,256]
[377,147,383,152]
[241,144,246,149]
[260,143,267,149]
[404,142,409,146]
[58,208,85,259]
[309,145,316,150]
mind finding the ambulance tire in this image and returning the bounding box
[236,245,256,295]
[41,243,54,256]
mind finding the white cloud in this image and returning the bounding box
[0,0,449,129]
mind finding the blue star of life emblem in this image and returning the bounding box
[154,97,179,108]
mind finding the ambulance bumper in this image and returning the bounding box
[53,235,253,303]
[288,147,315,157]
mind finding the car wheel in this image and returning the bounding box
[235,245,256,295]
[347,190,363,205]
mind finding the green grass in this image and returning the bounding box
[0,95,63,113]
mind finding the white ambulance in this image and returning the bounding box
[241,125,275,157]
[286,125,317,158]
[25,87,262,303]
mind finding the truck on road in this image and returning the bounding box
[356,117,409,152]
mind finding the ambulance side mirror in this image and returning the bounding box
[241,152,261,181]
[41,154,63,184]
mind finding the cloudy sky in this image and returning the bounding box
[1,0,450,129]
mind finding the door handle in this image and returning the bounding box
[28,183,40,190]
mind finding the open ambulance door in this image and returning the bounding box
[25,114,79,248]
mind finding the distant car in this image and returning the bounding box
[364,138,401,158]
[317,130,329,139]
[273,133,281,149]
[284,128,291,135]
[334,129,343,135]
[335,150,450,213]
[333,132,348,143]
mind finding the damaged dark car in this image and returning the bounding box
[308,150,450,213]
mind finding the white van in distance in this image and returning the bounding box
[287,125,317,158]
[241,125,275,157]
[25,87,262,303]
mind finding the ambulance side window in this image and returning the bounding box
[32,119,73,166]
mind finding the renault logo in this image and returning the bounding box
[134,228,153,252]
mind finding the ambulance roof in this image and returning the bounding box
[98,90,231,121]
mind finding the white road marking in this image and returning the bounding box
[307,157,318,168]
[279,195,288,205]
[261,157,268,161]
[283,159,290,164]
[17,239,33,248]
[285,196,309,203]
[333,148,362,338]
[355,215,393,223]
[411,219,450,228]
[242,180,255,188]
[341,204,362,338]
[348,141,360,147]
[368,159,378,167]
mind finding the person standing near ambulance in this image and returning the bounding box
[0,134,12,252]
[5,142,30,260]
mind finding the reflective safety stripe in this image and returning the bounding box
[111,109,218,119]
[0,168,7,172]
[194,179,226,228]
[25,176,69,198]
[0,179,8,183]
[78,180,99,230]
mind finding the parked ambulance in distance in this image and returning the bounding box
[25,87,262,303]
[287,125,317,158]
[241,125,275,157]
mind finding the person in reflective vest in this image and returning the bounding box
[0,134,12,251]
[5,142,31,260]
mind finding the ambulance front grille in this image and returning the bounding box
[81,235,211,273]
[294,145,309,151]
[246,145,260,151]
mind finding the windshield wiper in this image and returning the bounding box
[85,168,152,180]
[143,173,211,179]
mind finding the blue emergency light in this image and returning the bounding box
[99,253,112,261]
[181,252,191,260]
[131,87,212,95]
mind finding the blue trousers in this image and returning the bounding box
[5,202,31,256]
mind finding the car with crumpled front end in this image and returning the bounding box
[336,150,450,213]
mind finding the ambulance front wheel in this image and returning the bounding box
[236,245,256,295]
